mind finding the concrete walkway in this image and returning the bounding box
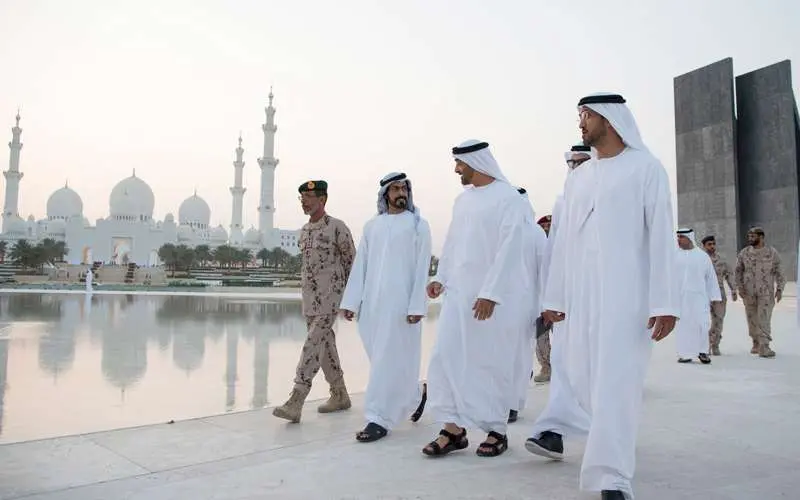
[2,300,799,499]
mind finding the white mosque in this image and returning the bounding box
[0,92,300,266]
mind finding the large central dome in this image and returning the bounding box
[47,184,83,220]
[109,170,155,220]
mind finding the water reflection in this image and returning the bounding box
[0,293,316,443]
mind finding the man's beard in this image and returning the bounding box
[750,239,760,247]
[390,197,407,210]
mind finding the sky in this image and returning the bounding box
[1,0,799,254]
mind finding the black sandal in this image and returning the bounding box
[410,383,427,422]
[422,427,468,457]
[476,431,508,457]
[356,422,388,443]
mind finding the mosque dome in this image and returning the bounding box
[244,227,261,244]
[178,192,211,228]
[47,184,84,221]
[6,215,26,235]
[109,170,155,220]
[27,214,35,222]
[211,225,228,242]
[164,213,175,224]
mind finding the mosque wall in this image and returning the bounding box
[735,60,800,278]
[674,57,741,263]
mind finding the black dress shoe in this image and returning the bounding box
[524,430,564,460]
[601,490,625,499]
[698,353,711,364]
[508,409,518,423]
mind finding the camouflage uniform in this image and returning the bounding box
[534,328,551,381]
[294,214,356,391]
[734,246,785,357]
[707,252,735,354]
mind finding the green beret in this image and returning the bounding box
[298,180,328,193]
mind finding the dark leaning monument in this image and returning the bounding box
[674,58,800,277]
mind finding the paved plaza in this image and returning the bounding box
[1,297,799,499]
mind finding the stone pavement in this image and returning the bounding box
[1,300,799,499]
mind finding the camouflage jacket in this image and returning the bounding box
[299,214,356,316]
[734,246,786,297]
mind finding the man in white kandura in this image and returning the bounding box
[422,139,529,458]
[340,172,432,442]
[525,93,679,500]
[675,228,722,364]
[508,187,547,424]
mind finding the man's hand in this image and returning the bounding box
[407,315,423,324]
[648,315,677,341]
[776,290,783,303]
[731,291,738,302]
[472,298,496,321]
[427,281,443,299]
[543,310,565,323]
[341,309,355,321]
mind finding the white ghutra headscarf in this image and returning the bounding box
[578,92,650,153]
[452,139,510,184]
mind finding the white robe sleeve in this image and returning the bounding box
[644,160,680,319]
[542,191,571,314]
[534,224,548,314]
[339,221,370,315]
[478,197,527,305]
[408,219,432,316]
[704,253,722,302]
[433,203,457,287]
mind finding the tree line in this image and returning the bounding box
[0,239,69,270]
[158,244,300,276]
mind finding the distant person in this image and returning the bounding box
[422,140,530,458]
[675,229,722,364]
[701,235,737,355]
[735,227,785,358]
[525,93,678,500]
[340,172,432,442]
[272,180,357,423]
[508,186,547,424]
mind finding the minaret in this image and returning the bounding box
[257,89,279,245]
[2,111,23,233]
[229,133,246,245]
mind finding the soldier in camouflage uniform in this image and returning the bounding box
[534,214,553,383]
[734,227,785,358]
[273,180,357,422]
[701,235,737,355]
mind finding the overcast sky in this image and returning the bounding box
[1,0,798,253]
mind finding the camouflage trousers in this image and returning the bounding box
[743,294,775,345]
[293,314,345,391]
[708,300,727,349]
[535,331,551,373]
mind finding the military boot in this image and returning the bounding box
[272,386,310,423]
[318,381,352,413]
[758,342,776,358]
[711,345,721,356]
[750,339,759,354]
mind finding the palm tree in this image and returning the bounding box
[256,248,271,268]
[213,245,235,268]
[195,244,212,267]
[271,247,291,268]
[9,239,33,268]
[175,244,196,272]
[158,243,179,276]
